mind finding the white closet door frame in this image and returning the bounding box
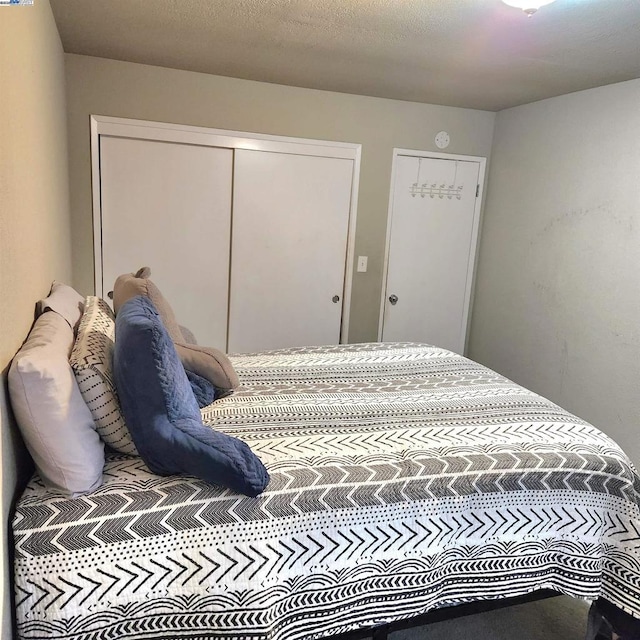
[377,148,487,353]
[90,115,361,343]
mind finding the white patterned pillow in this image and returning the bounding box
[71,297,138,455]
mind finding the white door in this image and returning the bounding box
[99,136,233,349]
[228,149,353,353]
[381,154,483,353]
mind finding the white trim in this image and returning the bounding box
[90,115,361,342]
[91,115,359,159]
[378,148,487,355]
[339,150,361,343]
[377,151,401,342]
[90,116,103,298]
[389,148,485,164]
[461,158,486,354]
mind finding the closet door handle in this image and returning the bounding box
[332,295,340,303]
[107,291,114,300]
[388,294,398,305]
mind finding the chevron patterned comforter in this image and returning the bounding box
[14,343,640,639]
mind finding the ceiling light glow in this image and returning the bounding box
[502,0,556,16]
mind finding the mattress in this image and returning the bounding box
[14,343,640,639]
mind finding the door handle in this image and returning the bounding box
[107,290,114,300]
[388,294,398,305]
[332,295,340,303]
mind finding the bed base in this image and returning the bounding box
[329,590,559,640]
[587,599,640,640]
[326,592,640,640]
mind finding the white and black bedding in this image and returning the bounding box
[13,343,640,639]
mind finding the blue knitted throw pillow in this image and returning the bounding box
[113,296,269,497]
[185,369,217,408]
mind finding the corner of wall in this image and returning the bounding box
[0,1,72,636]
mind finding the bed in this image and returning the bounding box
[13,342,640,639]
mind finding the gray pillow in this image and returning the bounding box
[37,281,85,334]
[8,312,104,496]
[179,325,198,345]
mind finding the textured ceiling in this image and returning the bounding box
[50,0,640,111]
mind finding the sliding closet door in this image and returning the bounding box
[229,149,353,353]
[99,136,232,349]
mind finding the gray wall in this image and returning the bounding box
[469,79,640,466]
[65,54,496,343]
[0,1,72,636]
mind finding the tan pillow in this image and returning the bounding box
[175,342,239,392]
[113,267,183,343]
[113,268,239,393]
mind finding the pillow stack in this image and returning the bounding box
[113,296,269,497]
[110,269,268,496]
[113,268,239,395]
[8,273,269,497]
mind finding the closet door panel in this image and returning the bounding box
[229,149,353,353]
[100,136,232,349]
